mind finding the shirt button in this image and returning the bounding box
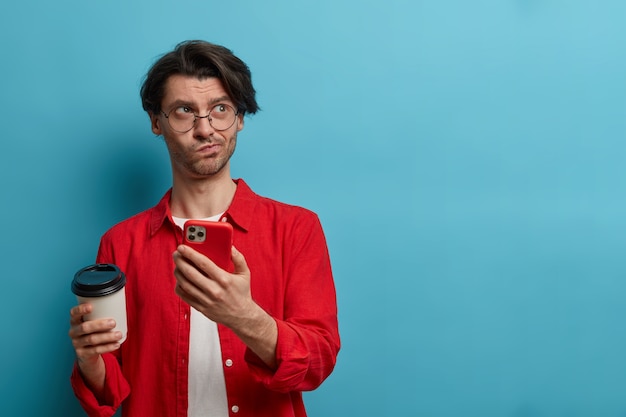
[225,359,233,367]
[231,405,239,413]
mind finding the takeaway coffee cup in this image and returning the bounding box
[71,264,127,344]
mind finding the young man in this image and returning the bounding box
[68,40,340,417]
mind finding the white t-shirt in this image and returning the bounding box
[173,215,228,417]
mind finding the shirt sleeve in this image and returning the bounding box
[70,353,130,417]
[69,235,131,416]
[245,212,341,392]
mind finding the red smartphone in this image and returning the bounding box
[183,220,234,271]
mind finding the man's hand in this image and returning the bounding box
[68,303,123,394]
[173,245,255,326]
[173,245,278,368]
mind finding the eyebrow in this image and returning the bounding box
[208,96,232,105]
[166,96,233,110]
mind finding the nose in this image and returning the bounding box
[193,115,215,138]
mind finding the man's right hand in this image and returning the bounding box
[68,303,122,393]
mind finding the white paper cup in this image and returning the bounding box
[72,264,128,344]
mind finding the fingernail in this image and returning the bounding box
[108,319,116,326]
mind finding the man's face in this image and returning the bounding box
[150,74,244,180]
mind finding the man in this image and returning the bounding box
[68,40,340,417]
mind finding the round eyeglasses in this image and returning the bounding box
[161,103,239,133]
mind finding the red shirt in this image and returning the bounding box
[71,179,340,417]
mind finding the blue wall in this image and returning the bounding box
[2,1,626,416]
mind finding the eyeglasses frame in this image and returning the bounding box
[160,103,240,133]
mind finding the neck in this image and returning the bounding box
[170,171,237,219]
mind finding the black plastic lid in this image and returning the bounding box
[71,264,126,297]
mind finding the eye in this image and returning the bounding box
[213,104,227,113]
[173,106,194,116]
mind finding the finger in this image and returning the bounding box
[174,282,202,308]
[75,335,123,361]
[70,303,91,316]
[76,341,122,362]
[231,246,250,277]
[173,257,207,291]
[69,303,92,324]
[69,318,116,340]
[74,329,123,350]
[175,249,230,295]
[173,268,194,297]
[174,265,216,306]
[176,245,222,278]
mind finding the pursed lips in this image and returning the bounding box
[196,142,221,153]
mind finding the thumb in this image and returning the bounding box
[231,246,250,277]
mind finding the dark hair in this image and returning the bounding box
[140,40,259,116]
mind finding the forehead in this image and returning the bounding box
[161,74,230,105]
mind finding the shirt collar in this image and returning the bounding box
[149,178,257,236]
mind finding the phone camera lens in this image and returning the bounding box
[188,234,196,241]
[198,231,205,238]
[189,227,196,233]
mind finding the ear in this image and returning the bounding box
[236,113,244,132]
[150,112,162,136]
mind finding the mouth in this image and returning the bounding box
[196,143,221,154]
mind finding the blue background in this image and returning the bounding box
[1,1,626,416]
